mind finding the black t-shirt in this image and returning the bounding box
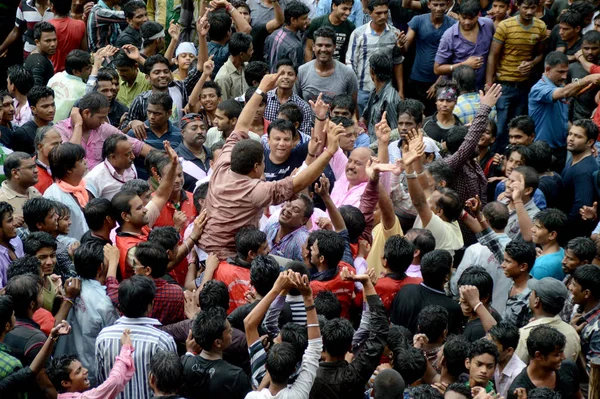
[422,112,463,143]
[180,356,252,399]
[569,61,599,121]
[24,53,55,86]
[305,15,355,63]
[251,23,270,63]
[80,231,113,246]
[463,308,503,342]
[264,141,309,181]
[538,172,565,210]
[12,120,39,154]
[507,361,580,399]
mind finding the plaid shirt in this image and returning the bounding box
[453,92,497,125]
[579,302,600,372]
[87,0,127,52]
[0,344,23,381]
[264,89,314,135]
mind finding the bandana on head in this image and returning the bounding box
[437,87,458,101]
[181,113,207,129]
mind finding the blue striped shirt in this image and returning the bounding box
[95,316,177,399]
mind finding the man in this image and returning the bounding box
[33,126,61,194]
[488,322,527,398]
[435,0,494,90]
[0,202,24,289]
[508,116,535,147]
[177,113,212,191]
[464,339,499,393]
[0,153,41,220]
[347,0,403,114]
[0,92,16,148]
[0,0,54,60]
[453,66,497,125]
[561,237,596,322]
[264,59,314,135]
[556,9,584,62]
[263,195,313,261]
[206,99,262,147]
[47,0,87,74]
[529,52,600,171]
[133,92,182,150]
[53,92,151,170]
[89,68,128,129]
[530,209,568,280]
[12,86,55,155]
[571,31,600,121]
[200,72,346,259]
[115,0,148,48]
[85,134,137,200]
[514,278,581,364]
[304,0,355,63]
[486,0,547,152]
[48,49,93,122]
[264,1,310,71]
[113,50,151,108]
[82,198,117,245]
[6,66,34,128]
[95,275,177,399]
[263,119,313,182]
[87,0,127,52]
[24,22,57,87]
[215,32,254,100]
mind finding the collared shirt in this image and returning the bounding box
[502,283,533,329]
[54,279,119,387]
[86,160,138,200]
[529,75,570,148]
[135,121,182,150]
[264,27,304,72]
[87,0,127,52]
[176,142,212,192]
[328,148,368,208]
[54,117,145,170]
[346,22,400,92]
[264,89,314,135]
[15,0,54,55]
[12,98,31,128]
[454,92,498,125]
[0,181,41,218]
[578,302,600,372]
[363,81,401,141]
[214,58,248,101]
[4,317,46,366]
[515,315,581,363]
[263,220,309,261]
[494,354,526,398]
[315,0,363,25]
[0,343,23,382]
[505,199,540,240]
[48,72,89,122]
[117,71,151,108]
[96,316,177,399]
[0,237,24,289]
[34,158,53,194]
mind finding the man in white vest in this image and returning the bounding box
[175,113,212,191]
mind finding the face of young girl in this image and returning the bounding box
[58,214,72,235]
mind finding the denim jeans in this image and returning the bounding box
[493,83,529,153]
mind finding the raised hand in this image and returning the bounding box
[465,195,482,214]
[316,217,333,230]
[258,70,284,93]
[357,239,371,259]
[184,290,200,319]
[163,140,179,166]
[413,333,428,349]
[459,285,481,309]
[206,253,220,272]
[273,270,298,293]
[190,209,208,241]
[340,266,373,284]
[313,174,331,198]
[479,83,502,108]
[51,320,71,339]
[104,244,120,267]
[70,107,84,127]
[121,329,132,346]
[186,329,202,354]
[326,122,346,154]
[173,210,188,231]
[203,55,215,76]
[510,173,525,203]
[402,129,425,166]
[197,9,211,37]
[64,277,81,299]
[375,112,391,144]
[291,272,312,297]
[168,20,181,43]
[580,201,598,221]
[308,93,329,121]
[122,44,141,61]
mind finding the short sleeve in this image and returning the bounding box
[306,18,319,40]
[408,15,420,32]
[345,65,359,93]
[529,83,556,104]
[493,20,507,43]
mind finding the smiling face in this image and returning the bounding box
[57,214,71,235]
[429,0,448,19]
[276,65,297,89]
[531,219,552,245]
[508,128,533,146]
[568,278,589,305]
[201,88,220,112]
[332,1,353,21]
[0,212,17,241]
[279,198,308,229]
[36,247,57,276]
[345,148,371,185]
[125,195,149,227]
[128,7,148,29]
[63,360,90,392]
[147,62,171,90]
[313,36,335,63]
[504,151,524,177]
[536,347,566,371]
[268,129,294,163]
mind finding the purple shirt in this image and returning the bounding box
[264,220,309,261]
[435,17,495,89]
[0,237,25,288]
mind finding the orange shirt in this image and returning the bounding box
[213,260,252,314]
[35,162,53,194]
[375,275,423,314]
[115,226,150,281]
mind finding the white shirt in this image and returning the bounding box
[43,183,89,241]
[413,214,463,256]
[86,160,138,200]
[494,353,526,398]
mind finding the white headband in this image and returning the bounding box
[176,42,198,57]
[147,30,165,41]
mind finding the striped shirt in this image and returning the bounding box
[87,0,127,52]
[264,27,304,72]
[493,16,547,82]
[95,316,177,399]
[264,89,314,135]
[346,23,400,92]
[15,0,54,56]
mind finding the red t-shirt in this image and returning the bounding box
[375,275,423,314]
[49,17,86,73]
[213,261,252,314]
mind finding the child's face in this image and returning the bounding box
[36,247,57,276]
[200,88,220,111]
[489,1,508,20]
[58,214,72,235]
[465,353,496,387]
[568,279,588,305]
[502,253,524,278]
[177,53,195,71]
[530,220,551,246]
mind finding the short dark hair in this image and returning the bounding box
[483,201,509,231]
[7,256,41,281]
[309,230,345,269]
[458,266,494,303]
[513,166,539,193]
[148,91,173,113]
[443,334,470,378]
[396,101,424,125]
[545,51,569,68]
[573,264,600,299]
[446,126,469,155]
[280,322,308,360]
[123,0,147,19]
[0,295,14,330]
[65,50,92,75]
[279,102,304,127]
[331,94,355,114]
[148,226,179,252]
[383,235,415,273]
[5,274,42,317]
[118,275,156,318]
[315,290,342,319]
[526,325,566,358]
[217,98,242,119]
[452,65,476,94]
[369,52,393,82]
[7,65,34,95]
[533,208,567,242]
[145,54,170,73]
[23,231,57,257]
[49,143,86,180]
[468,338,499,363]
[140,21,164,46]
[48,355,79,393]
[339,205,366,243]
[113,50,137,68]
[231,0,250,12]
[435,187,463,222]
[102,134,129,160]
[566,237,597,264]
[111,190,138,225]
[51,0,74,16]
[208,10,232,41]
[329,115,353,128]
[322,317,354,356]
[528,388,562,399]
[135,241,169,278]
[284,1,310,25]
[199,280,229,311]
[97,67,119,83]
[245,86,267,105]
[4,152,33,181]
[573,118,599,143]
[192,306,228,349]
[202,80,223,98]
[74,241,105,280]
[559,9,584,29]
[275,58,298,75]
[244,61,269,87]
[373,369,406,399]
[368,0,389,12]
[149,351,183,395]
[332,0,355,6]
[78,92,110,114]
[420,249,452,289]
[33,21,55,41]
[229,32,253,56]
[417,305,448,342]
[193,182,209,211]
[406,228,436,257]
[23,197,56,232]
[489,321,520,351]
[583,29,600,44]
[231,139,264,175]
[458,0,481,16]
[525,141,550,174]
[268,118,297,139]
[508,115,536,137]
[570,0,595,18]
[250,255,280,296]
[426,160,453,186]
[121,179,150,197]
[393,347,426,385]
[505,238,537,271]
[516,0,540,7]
[313,26,336,46]
[235,226,266,258]
[28,85,54,107]
[445,383,472,399]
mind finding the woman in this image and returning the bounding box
[34,126,63,194]
[43,143,89,240]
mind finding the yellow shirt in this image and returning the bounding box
[493,16,547,82]
[117,71,151,108]
[367,216,403,277]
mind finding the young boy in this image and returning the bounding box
[556,10,584,62]
[465,339,499,393]
[488,322,526,398]
[530,209,568,280]
[54,202,78,250]
[501,240,537,328]
[560,236,596,322]
[488,0,510,28]
[458,266,501,342]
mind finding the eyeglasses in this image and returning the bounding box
[16,165,37,171]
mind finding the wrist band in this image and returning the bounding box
[307,323,319,328]
[315,115,327,121]
[63,298,75,306]
[406,172,417,179]
[326,150,335,158]
[308,152,316,157]
[255,88,264,96]
[474,302,483,312]
[305,304,316,311]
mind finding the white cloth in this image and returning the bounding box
[85,160,138,200]
[43,183,89,241]
[413,214,463,256]
[206,127,262,148]
[494,353,526,399]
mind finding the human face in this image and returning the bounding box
[177,52,195,71]
[65,360,90,392]
[0,212,17,241]
[147,62,171,90]
[109,140,135,171]
[126,196,149,226]
[459,14,478,31]
[339,126,357,152]
[139,190,152,206]
[582,40,600,63]
[37,31,57,55]
[32,96,56,122]
[562,248,583,275]
[531,219,551,245]
[182,120,207,149]
[478,125,495,147]
[313,36,335,63]
[201,88,220,112]
[96,80,116,102]
[213,108,232,133]
[489,1,509,20]
[310,239,322,266]
[79,65,93,83]
[505,151,524,177]
[168,164,185,194]
[370,5,389,26]
[488,336,512,365]
[268,129,294,162]
[36,247,57,276]
[38,130,62,160]
[566,125,592,154]
[546,62,569,86]
[459,290,474,316]
[82,107,109,131]
[276,65,297,89]
[436,98,456,115]
[147,103,170,129]
[236,6,251,23]
[292,14,309,32]
[518,2,537,22]
[279,198,308,229]
[559,22,579,42]
[538,348,565,371]
[1,96,15,123]
[57,214,71,235]
[116,66,138,84]
[241,43,254,62]
[429,0,448,19]
[15,158,39,187]
[331,106,352,119]
[254,101,266,122]
[466,354,496,386]
[508,128,533,146]
[39,209,59,233]
[397,113,417,135]
[69,159,88,182]
[220,320,234,349]
[345,148,370,184]
[333,2,353,21]
[568,279,589,305]
[502,252,524,277]
[128,7,148,29]
[595,17,600,32]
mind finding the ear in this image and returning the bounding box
[61,379,72,390]
[82,109,92,119]
[465,358,471,370]
[414,249,420,258]
[518,262,529,272]
[439,180,447,188]
[121,211,130,222]
[548,230,558,241]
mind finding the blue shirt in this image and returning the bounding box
[495,181,547,210]
[136,121,182,149]
[531,247,565,280]
[408,14,456,83]
[529,75,570,148]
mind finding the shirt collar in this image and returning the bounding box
[367,22,391,36]
[0,181,32,199]
[541,74,560,88]
[103,159,136,179]
[176,142,208,162]
[115,316,162,326]
[502,353,525,377]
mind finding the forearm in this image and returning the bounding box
[486,53,498,86]
[304,41,314,63]
[197,266,216,293]
[475,304,498,332]
[152,161,177,208]
[379,189,397,230]
[188,72,210,110]
[514,201,533,241]
[53,300,74,326]
[303,295,319,339]
[0,28,19,53]
[230,7,251,33]
[184,261,199,290]
[394,63,403,97]
[262,295,286,337]
[462,212,484,234]
[164,37,178,65]
[406,162,428,210]
[321,195,345,232]
[377,139,389,164]
[531,52,544,67]
[293,151,334,192]
[236,90,264,133]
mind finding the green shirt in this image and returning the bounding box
[117,70,151,108]
[305,15,355,63]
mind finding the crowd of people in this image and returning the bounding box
[1,0,600,397]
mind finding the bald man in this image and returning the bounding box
[329,146,374,208]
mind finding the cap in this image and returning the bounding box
[528,277,569,310]
[176,42,197,58]
[180,113,206,129]
[423,137,441,159]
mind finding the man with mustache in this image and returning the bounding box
[176,113,212,191]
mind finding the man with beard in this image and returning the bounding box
[571,31,600,120]
[263,195,313,261]
[177,113,212,191]
[24,22,57,87]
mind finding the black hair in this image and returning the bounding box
[388,325,412,354]
[23,197,56,232]
[149,351,184,394]
[5,274,42,317]
[420,249,452,289]
[545,51,569,68]
[140,21,164,47]
[97,67,119,83]
[505,238,537,272]
[28,85,54,108]
[101,134,129,160]
[51,0,74,16]
[202,80,223,98]
[217,98,242,119]
[4,152,33,181]
[332,0,355,6]
[47,355,79,393]
[405,228,436,257]
[113,50,137,68]
[526,325,566,358]
[396,101,424,125]
[489,321,520,351]
[528,388,563,399]
[266,342,299,384]
[79,91,110,114]
[482,201,509,231]
[143,150,168,178]
[315,290,342,319]
[267,118,297,139]
[208,10,232,41]
[452,65,476,94]
[192,307,228,349]
[559,9,584,29]
[368,0,389,12]
[148,226,179,253]
[417,305,448,342]
[284,261,310,296]
[322,317,354,356]
[244,61,269,87]
[513,166,539,193]
[369,52,393,82]
[121,179,150,197]
[245,86,267,105]
[229,32,253,56]
[458,0,481,16]
[0,90,11,102]
[49,143,86,180]
[313,26,337,47]
[279,102,304,127]
[231,139,265,175]
[331,94,355,114]
[516,0,540,6]
[23,231,57,257]
[193,182,209,212]
[508,115,535,137]
[54,202,70,220]
[533,208,567,242]
[487,118,498,138]
[443,335,470,378]
[445,383,472,399]
[425,160,453,186]
[235,226,267,258]
[135,241,169,278]
[199,280,230,311]
[339,205,366,243]
[118,274,156,318]
[583,29,600,44]
[33,21,55,41]
[308,230,345,269]
[435,187,463,222]
[573,264,600,299]
[74,241,105,280]
[231,0,251,12]
[111,190,138,225]
[275,58,298,75]
[65,50,92,75]
[446,126,469,155]
[526,141,551,174]
[7,65,34,95]
[393,347,426,385]
[7,256,41,281]
[280,322,308,359]
[383,235,415,273]
[145,54,170,73]
[409,385,444,399]
[284,1,310,25]
[570,0,595,19]
[250,255,280,296]
[329,115,354,128]
[148,91,173,113]
[458,266,494,304]
[572,118,599,143]
[123,0,147,19]
[566,237,597,264]
[0,295,14,330]
[468,338,499,363]
[373,369,406,399]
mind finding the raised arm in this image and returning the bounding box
[197,9,210,70]
[165,22,181,66]
[210,0,252,34]
[149,141,178,211]
[403,130,431,225]
[510,173,534,242]
[314,174,346,232]
[235,71,282,133]
[187,57,214,113]
[266,0,284,33]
